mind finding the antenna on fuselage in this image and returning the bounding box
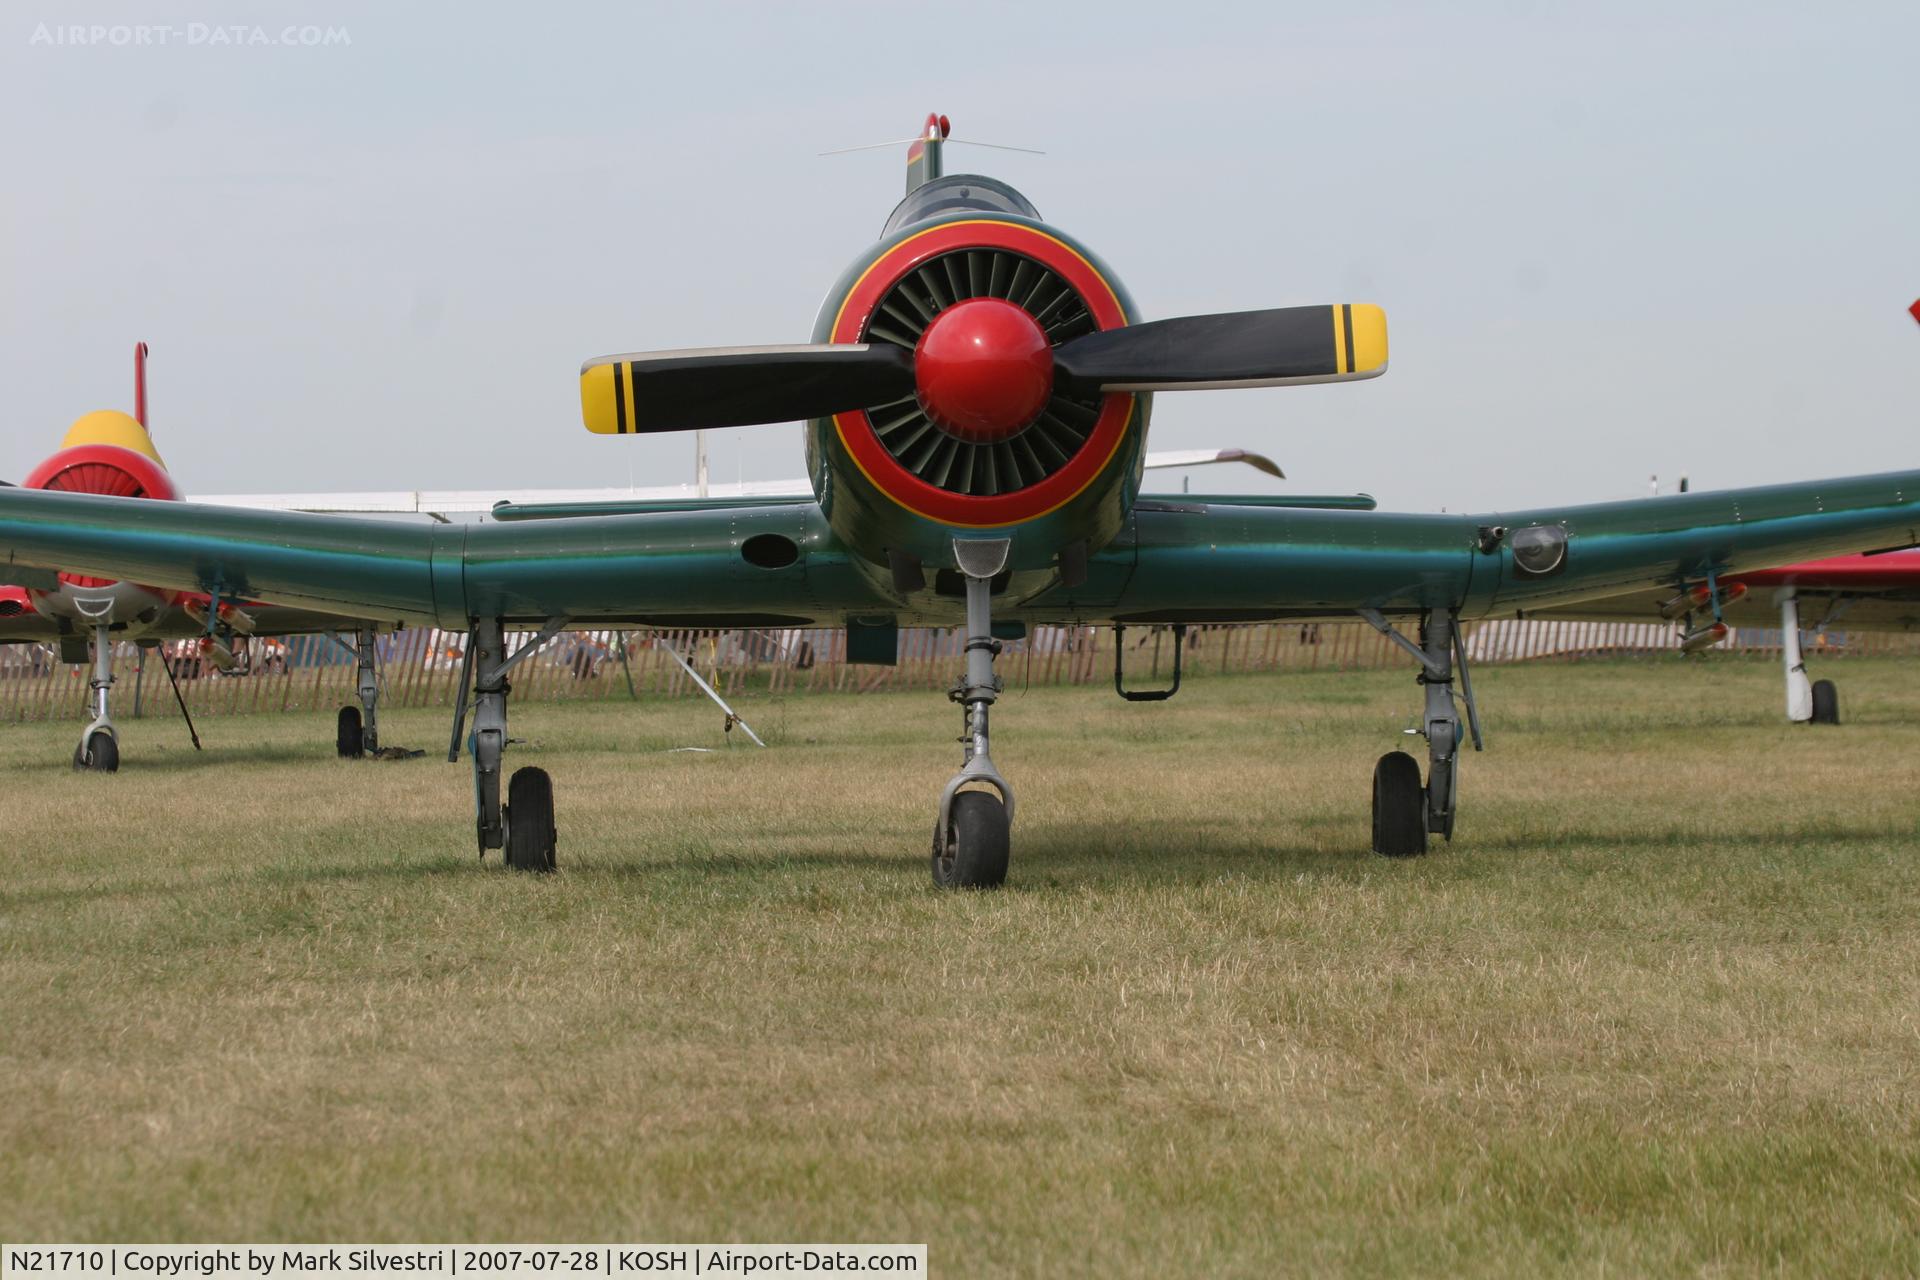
[818,113,1045,196]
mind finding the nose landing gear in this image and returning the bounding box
[930,540,1015,888]
[73,622,119,772]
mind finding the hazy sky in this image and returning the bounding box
[4,1,1916,513]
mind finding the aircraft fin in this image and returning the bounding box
[135,341,150,430]
[906,113,947,194]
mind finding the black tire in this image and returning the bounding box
[1810,679,1840,726]
[505,767,557,873]
[74,730,119,773]
[336,705,364,757]
[931,790,1010,889]
[1372,751,1426,857]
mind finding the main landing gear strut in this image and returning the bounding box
[1362,609,1482,857]
[336,628,382,756]
[1780,590,1840,725]
[450,617,565,872]
[931,539,1015,888]
[73,621,119,772]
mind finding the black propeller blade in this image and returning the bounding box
[580,304,1385,435]
[1051,304,1387,393]
[582,344,914,434]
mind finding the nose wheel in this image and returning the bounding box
[932,789,1010,888]
[74,728,118,773]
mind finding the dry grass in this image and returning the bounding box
[3,655,1919,1276]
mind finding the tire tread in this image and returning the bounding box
[1372,751,1427,857]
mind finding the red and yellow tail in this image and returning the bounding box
[905,112,948,195]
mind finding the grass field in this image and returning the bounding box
[3,655,1918,1275]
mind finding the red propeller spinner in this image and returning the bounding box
[912,298,1054,443]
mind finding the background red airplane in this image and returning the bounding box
[0,344,396,768]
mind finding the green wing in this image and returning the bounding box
[0,491,891,629]
[0,470,1916,630]
[1099,471,1920,624]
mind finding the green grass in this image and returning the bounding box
[3,656,1919,1276]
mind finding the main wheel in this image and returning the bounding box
[505,766,557,873]
[932,790,1010,889]
[74,730,119,773]
[1372,751,1426,857]
[336,705,364,757]
[1810,679,1840,725]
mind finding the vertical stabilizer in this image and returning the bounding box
[906,113,948,195]
[134,341,150,430]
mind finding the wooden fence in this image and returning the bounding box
[1,620,1916,724]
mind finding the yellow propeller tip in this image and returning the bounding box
[580,363,626,435]
[1348,304,1388,375]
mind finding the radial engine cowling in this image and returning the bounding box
[22,412,180,590]
[811,213,1144,575]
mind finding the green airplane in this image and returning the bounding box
[2,113,1917,885]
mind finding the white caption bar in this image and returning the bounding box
[2,1247,926,1279]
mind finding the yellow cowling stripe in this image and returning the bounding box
[1332,307,1349,375]
[61,410,166,467]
